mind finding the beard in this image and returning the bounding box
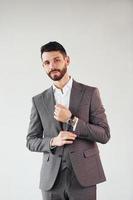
[47,65,67,81]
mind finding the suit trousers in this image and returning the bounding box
[41,167,96,200]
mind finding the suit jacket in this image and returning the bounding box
[26,80,110,191]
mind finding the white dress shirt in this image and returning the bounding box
[53,76,73,108]
[52,77,78,130]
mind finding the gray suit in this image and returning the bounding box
[26,80,110,192]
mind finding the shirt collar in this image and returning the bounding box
[52,76,73,94]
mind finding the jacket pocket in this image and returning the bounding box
[70,147,105,187]
[83,147,99,158]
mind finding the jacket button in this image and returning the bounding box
[70,151,74,154]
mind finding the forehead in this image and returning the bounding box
[42,51,64,61]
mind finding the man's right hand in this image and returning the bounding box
[51,131,77,147]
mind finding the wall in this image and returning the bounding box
[0,0,133,199]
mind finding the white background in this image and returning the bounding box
[0,0,133,199]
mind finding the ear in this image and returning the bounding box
[66,56,70,65]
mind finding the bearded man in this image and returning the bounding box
[26,41,110,200]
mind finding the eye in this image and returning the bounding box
[54,58,61,62]
[44,61,50,66]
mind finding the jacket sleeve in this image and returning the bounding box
[26,98,53,153]
[75,88,110,144]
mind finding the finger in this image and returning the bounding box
[61,135,76,140]
[68,133,77,137]
[54,116,60,121]
[63,132,77,137]
[54,108,61,113]
[60,132,75,136]
[62,136,76,140]
[54,116,58,121]
[54,111,59,116]
[54,106,60,111]
[62,140,73,145]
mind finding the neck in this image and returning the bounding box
[53,74,70,89]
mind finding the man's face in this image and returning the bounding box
[42,51,70,81]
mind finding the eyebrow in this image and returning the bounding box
[43,56,61,63]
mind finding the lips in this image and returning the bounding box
[51,70,60,75]
[52,71,59,73]
[51,70,60,72]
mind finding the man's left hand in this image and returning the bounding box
[54,104,72,123]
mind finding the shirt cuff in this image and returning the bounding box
[73,117,79,131]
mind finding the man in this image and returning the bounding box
[26,41,110,200]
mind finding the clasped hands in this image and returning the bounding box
[51,104,77,147]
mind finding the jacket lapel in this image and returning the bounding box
[69,80,85,117]
[42,86,62,132]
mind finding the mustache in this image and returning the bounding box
[49,69,61,73]
[51,69,60,72]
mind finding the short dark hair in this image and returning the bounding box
[40,41,67,58]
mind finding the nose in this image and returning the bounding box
[49,61,56,70]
